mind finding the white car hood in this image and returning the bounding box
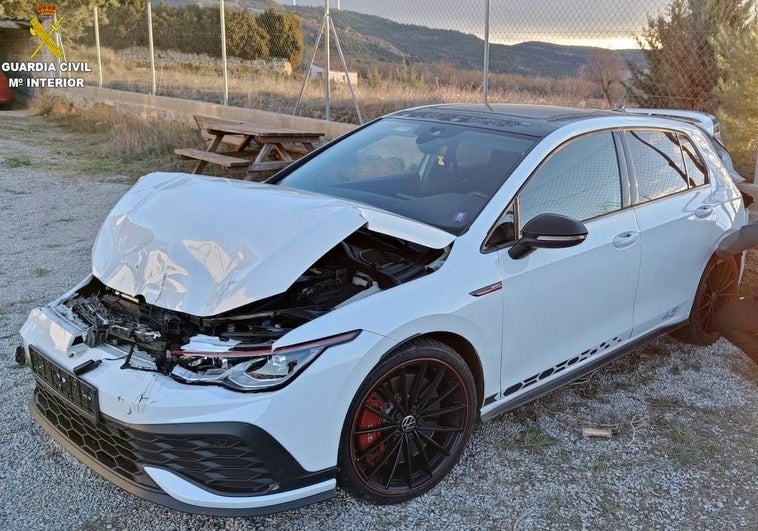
[92,172,453,316]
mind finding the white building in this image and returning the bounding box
[309,65,358,86]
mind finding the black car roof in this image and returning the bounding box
[391,104,619,138]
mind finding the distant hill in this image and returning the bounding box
[200,1,645,77]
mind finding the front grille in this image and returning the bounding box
[33,386,279,495]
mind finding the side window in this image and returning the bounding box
[678,134,708,186]
[518,132,622,226]
[626,130,688,202]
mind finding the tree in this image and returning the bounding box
[579,49,626,108]
[627,0,755,112]
[226,9,269,61]
[0,1,139,42]
[714,21,758,178]
[257,7,304,68]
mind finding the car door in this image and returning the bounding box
[492,131,641,398]
[623,129,727,335]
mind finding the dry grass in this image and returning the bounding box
[29,97,202,180]
[69,45,609,124]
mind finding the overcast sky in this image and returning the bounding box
[277,0,672,48]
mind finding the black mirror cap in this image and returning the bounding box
[508,213,588,259]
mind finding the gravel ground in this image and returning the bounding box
[0,112,756,530]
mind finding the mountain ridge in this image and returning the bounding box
[204,1,645,77]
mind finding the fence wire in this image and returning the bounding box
[21,0,753,171]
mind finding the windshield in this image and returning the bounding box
[274,118,537,235]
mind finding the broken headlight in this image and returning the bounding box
[170,330,360,391]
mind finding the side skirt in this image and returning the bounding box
[480,322,685,423]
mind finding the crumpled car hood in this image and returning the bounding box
[92,172,453,317]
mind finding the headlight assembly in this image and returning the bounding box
[170,330,360,391]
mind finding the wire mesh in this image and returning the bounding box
[21,0,753,173]
[63,1,733,114]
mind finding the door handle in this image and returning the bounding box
[613,231,639,249]
[695,205,714,219]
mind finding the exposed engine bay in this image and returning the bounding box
[62,229,446,387]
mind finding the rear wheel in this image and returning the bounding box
[338,339,476,503]
[674,257,739,345]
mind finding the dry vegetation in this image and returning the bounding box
[70,45,609,124]
[28,97,201,180]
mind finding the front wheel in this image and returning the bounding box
[337,339,476,504]
[674,257,739,345]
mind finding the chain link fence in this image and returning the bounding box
[61,0,671,115]
[13,0,753,173]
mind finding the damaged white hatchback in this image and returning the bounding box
[19,104,747,515]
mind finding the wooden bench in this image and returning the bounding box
[174,148,251,174]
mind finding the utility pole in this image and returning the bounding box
[294,0,362,123]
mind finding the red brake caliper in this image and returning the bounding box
[356,395,386,466]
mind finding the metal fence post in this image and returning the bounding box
[220,0,229,105]
[483,0,490,105]
[147,2,157,95]
[325,0,331,121]
[94,6,103,88]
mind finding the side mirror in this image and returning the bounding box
[508,213,588,259]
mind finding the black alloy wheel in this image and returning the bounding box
[674,257,739,345]
[338,339,476,503]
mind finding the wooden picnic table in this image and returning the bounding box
[175,118,324,180]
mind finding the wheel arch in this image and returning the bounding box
[673,253,740,345]
[381,331,485,410]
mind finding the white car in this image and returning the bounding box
[18,104,746,515]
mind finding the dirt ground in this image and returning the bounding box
[0,111,756,531]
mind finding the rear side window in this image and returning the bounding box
[625,129,708,203]
[518,132,622,225]
[626,130,688,202]
[678,134,708,186]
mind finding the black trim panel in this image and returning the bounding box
[29,397,337,516]
[481,322,685,422]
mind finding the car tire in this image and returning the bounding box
[337,338,476,504]
[673,257,739,346]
